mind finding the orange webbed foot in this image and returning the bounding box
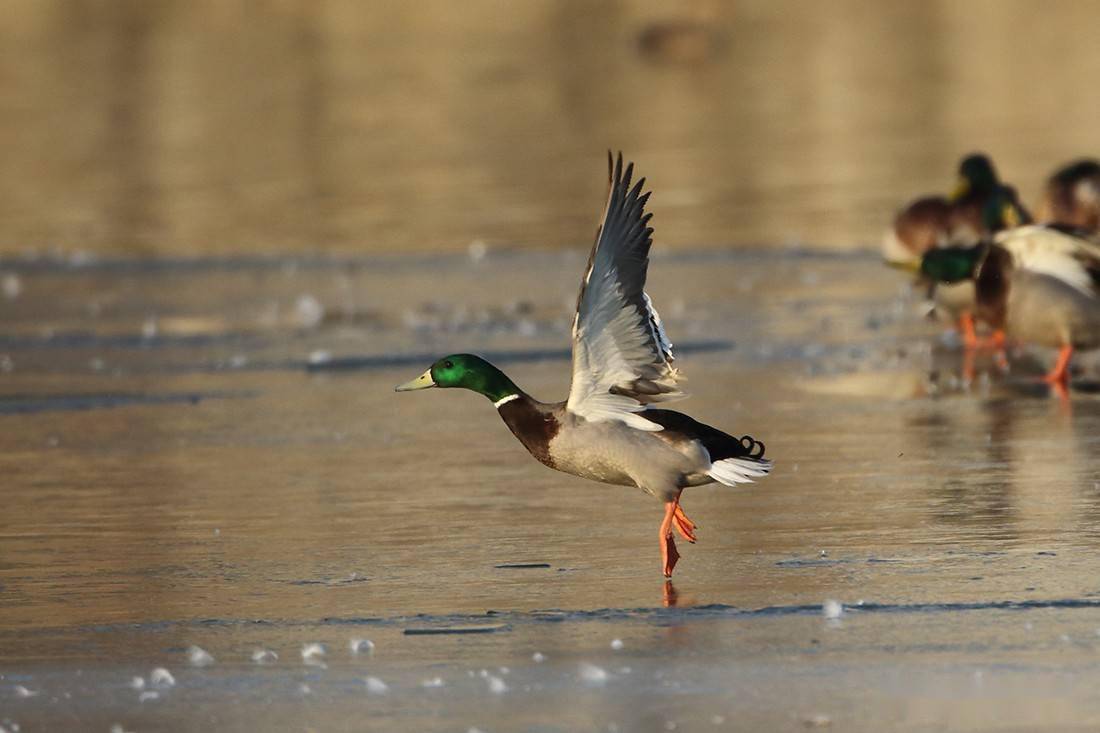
[672,502,697,544]
[659,500,681,577]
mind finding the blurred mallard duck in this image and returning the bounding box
[887,177,1030,347]
[1036,159,1100,233]
[921,223,1100,393]
[395,153,772,578]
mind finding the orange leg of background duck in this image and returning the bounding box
[1043,345,1073,388]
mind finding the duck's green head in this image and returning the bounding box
[981,185,1030,232]
[919,244,985,284]
[951,153,999,201]
[394,353,518,402]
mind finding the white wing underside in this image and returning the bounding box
[996,225,1100,297]
[566,154,685,431]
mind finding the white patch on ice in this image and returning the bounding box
[364,676,389,695]
[13,686,37,698]
[498,667,510,675]
[468,240,489,263]
[822,599,843,620]
[298,683,312,695]
[1,273,21,301]
[308,350,332,365]
[251,648,278,665]
[711,715,726,725]
[578,663,609,685]
[301,643,327,667]
[487,675,508,694]
[420,677,445,688]
[138,691,160,703]
[610,638,624,650]
[150,668,175,688]
[129,676,145,690]
[295,295,325,329]
[349,638,375,655]
[188,646,215,667]
[803,713,832,727]
[141,317,158,339]
[532,652,547,663]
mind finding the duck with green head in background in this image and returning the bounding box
[396,153,772,578]
[1036,158,1100,234]
[919,197,1100,398]
[883,153,1030,347]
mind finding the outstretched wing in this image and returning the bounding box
[996,225,1100,296]
[565,153,684,431]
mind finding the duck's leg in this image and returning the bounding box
[671,496,697,544]
[1043,344,1074,387]
[959,313,979,348]
[659,501,680,578]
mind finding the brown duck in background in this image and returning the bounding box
[1036,159,1100,233]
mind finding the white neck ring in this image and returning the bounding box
[494,393,520,408]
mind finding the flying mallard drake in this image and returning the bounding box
[1036,158,1100,233]
[395,153,771,577]
[920,223,1100,394]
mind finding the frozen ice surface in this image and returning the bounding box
[420,677,445,688]
[251,648,278,665]
[138,691,159,703]
[188,645,215,667]
[486,675,508,694]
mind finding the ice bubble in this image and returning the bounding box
[349,638,375,655]
[487,675,508,694]
[138,691,159,703]
[13,686,37,698]
[579,663,609,685]
[251,648,278,665]
[188,645,215,667]
[711,715,726,725]
[141,317,158,340]
[0,356,11,374]
[532,652,547,663]
[421,677,445,688]
[822,600,843,620]
[1,273,21,301]
[110,725,134,733]
[298,683,312,695]
[295,294,325,329]
[150,668,175,688]
[803,713,832,727]
[129,677,145,690]
[665,722,678,731]
[610,638,624,650]
[498,667,510,675]
[468,240,489,263]
[308,350,332,365]
[301,643,327,666]
[364,676,389,695]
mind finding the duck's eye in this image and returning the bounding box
[443,360,454,369]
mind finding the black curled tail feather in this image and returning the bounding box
[738,435,766,459]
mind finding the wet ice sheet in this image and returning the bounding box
[2,250,1100,730]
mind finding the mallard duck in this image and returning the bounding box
[1036,159,1100,233]
[395,153,772,577]
[885,176,1031,347]
[920,223,1100,393]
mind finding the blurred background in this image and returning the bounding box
[3,0,1100,257]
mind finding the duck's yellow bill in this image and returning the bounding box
[884,258,921,273]
[395,368,436,392]
[949,176,969,202]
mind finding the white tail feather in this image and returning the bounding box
[707,456,772,486]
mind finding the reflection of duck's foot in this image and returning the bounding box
[659,501,680,578]
[672,501,697,544]
[663,580,679,608]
